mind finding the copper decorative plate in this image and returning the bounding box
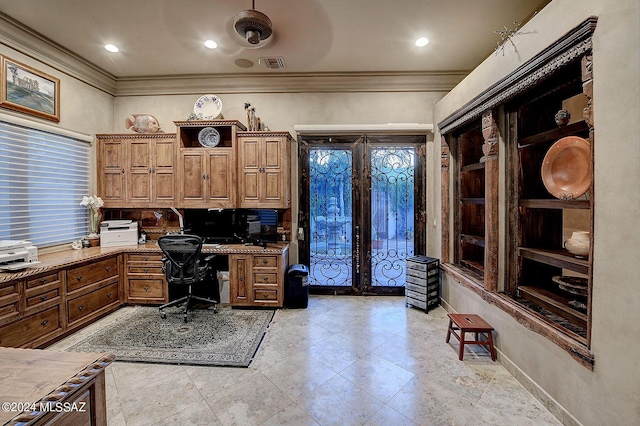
[541,136,591,199]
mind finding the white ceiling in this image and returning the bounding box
[0,0,550,78]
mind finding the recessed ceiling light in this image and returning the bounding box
[235,59,254,68]
[204,40,218,49]
[104,44,119,53]
[415,37,429,47]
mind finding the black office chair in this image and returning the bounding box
[157,234,218,322]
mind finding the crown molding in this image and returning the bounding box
[114,71,467,96]
[0,12,116,95]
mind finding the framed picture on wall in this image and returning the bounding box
[0,56,60,122]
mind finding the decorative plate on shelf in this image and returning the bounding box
[193,94,222,120]
[552,275,588,297]
[198,127,221,147]
[541,136,591,200]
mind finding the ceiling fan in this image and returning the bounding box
[233,0,273,46]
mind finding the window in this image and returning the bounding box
[0,119,91,247]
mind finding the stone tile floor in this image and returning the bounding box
[50,296,562,426]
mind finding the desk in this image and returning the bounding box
[0,348,114,425]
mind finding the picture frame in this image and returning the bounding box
[0,55,60,122]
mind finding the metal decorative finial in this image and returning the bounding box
[494,21,522,56]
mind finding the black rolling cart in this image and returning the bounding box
[405,256,440,312]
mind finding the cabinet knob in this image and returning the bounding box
[106,292,112,299]
[143,257,148,261]
[263,293,269,298]
[40,278,47,284]
[121,168,125,173]
[144,269,149,273]
[262,259,268,265]
[239,276,243,282]
[41,320,49,327]
[78,305,84,311]
[144,287,149,292]
[40,294,48,301]
[203,174,207,180]
[105,266,111,272]
[76,276,83,281]
[263,277,268,282]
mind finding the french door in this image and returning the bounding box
[299,134,426,295]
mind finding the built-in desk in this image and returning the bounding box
[0,242,289,349]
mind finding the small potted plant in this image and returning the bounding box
[80,195,104,246]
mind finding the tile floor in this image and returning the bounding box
[50,296,562,426]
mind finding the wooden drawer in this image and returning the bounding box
[254,273,278,284]
[67,257,119,292]
[127,265,163,275]
[253,288,278,302]
[0,281,20,326]
[127,254,163,263]
[67,281,119,324]
[128,278,165,299]
[25,287,61,309]
[26,272,61,290]
[253,256,278,268]
[0,306,61,348]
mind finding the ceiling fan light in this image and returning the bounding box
[415,37,430,47]
[234,9,273,45]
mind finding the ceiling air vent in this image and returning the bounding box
[260,57,286,69]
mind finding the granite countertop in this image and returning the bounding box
[0,242,289,283]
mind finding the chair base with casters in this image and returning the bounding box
[159,285,218,323]
[157,234,219,323]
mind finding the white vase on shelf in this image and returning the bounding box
[564,231,590,258]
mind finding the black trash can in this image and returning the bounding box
[285,264,309,308]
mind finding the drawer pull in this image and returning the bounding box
[41,320,49,327]
[143,257,148,261]
[144,287,149,292]
[262,259,268,265]
[76,276,83,281]
[40,294,48,301]
[40,278,47,284]
[239,276,244,282]
[263,293,269,298]
[106,293,112,299]
[105,266,111,272]
[78,305,84,311]
[263,277,268,282]
[144,269,149,273]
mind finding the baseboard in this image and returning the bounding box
[439,298,582,426]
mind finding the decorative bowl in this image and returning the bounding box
[541,136,591,199]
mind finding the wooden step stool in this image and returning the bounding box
[446,313,496,361]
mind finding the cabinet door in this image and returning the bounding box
[97,138,126,205]
[262,136,288,206]
[229,255,251,306]
[179,151,207,204]
[207,148,235,207]
[128,138,152,204]
[238,137,261,206]
[151,137,176,204]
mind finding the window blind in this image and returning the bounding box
[0,120,90,247]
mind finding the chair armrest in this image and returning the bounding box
[203,254,217,263]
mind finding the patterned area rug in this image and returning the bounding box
[66,306,274,367]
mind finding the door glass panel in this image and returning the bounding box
[309,148,353,287]
[370,147,415,287]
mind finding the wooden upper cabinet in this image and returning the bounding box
[96,134,177,208]
[237,132,292,208]
[174,120,245,208]
[97,137,127,204]
[178,148,236,208]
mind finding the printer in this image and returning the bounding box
[100,220,139,247]
[0,240,40,271]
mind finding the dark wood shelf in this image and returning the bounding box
[461,197,486,205]
[460,259,484,276]
[518,286,587,330]
[461,233,485,247]
[461,162,485,172]
[520,199,590,209]
[518,120,589,148]
[518,247,589,275]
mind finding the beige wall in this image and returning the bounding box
[432,1,640,425]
